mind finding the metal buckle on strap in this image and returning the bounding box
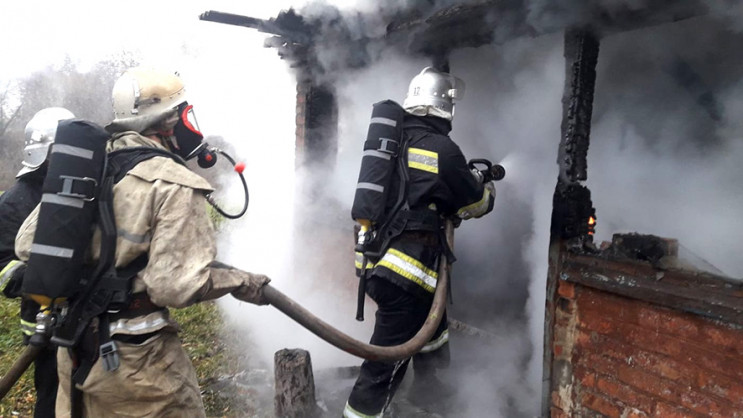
[58,175,97,201]
[100,341,120,372]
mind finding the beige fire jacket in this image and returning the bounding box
[15,131,269,336]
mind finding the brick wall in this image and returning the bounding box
[551,278,743,417]
[294,79,337,171]
[295,80,309,168]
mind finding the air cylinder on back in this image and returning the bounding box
[351,100,405,224]
[22,119,109,307]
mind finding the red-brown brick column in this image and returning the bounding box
[551,278,743,417]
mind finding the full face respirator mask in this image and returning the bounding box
[173,102,218,168]
[172,102,249,219]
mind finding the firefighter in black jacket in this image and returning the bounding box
[344,67,495,417]
[0,107,74,417]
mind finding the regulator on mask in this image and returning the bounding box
[172,102,249,219]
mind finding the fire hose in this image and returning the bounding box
[0,345,42,400]
[0,221,452,401]
[263,218,455,362]
[264,160,505,362]
[1,160,504,399]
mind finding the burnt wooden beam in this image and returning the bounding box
[394,0,709,54]
[561,254,743,325]
[558,29,598,184]
[542,28,600,418]
[199,10,311,44]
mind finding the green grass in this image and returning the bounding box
[0,297,35,417]
[0,299,244,417]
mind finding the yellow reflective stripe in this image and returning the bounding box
[408,148,439,174]
[457,187,491,219]
[0,260,22,291]
[20,319,36,336]
[0,259,21,280]
[343,401,382,418]
[377,248,437,293]
[354,252,375,270]
[420,329,449,353]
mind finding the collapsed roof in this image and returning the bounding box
[200,0,711,67]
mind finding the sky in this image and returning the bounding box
[0,1,298,80]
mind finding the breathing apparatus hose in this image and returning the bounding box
[263,219,454,362]
[204,148,249,219]
[0,345,42,401]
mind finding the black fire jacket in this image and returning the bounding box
[357,113,495,299]
[0,169,44,330]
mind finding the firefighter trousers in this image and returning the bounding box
[345,277,450,417]
[32,345,58,418]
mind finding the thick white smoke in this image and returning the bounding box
[270,4,743,417]
[5,1,743,417]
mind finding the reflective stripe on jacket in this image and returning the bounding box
[356,114,494,296]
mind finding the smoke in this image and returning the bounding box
[589,14,743,277]
[5,1,743,416]
[258,3,743,417]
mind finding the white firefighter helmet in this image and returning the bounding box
[402,67,465,121]
[17,107,75,178]
[107,67,186,134]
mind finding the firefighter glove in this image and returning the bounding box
[232,272,271,305]
[1,260,26,299]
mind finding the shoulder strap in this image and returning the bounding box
[52,148,177,348]
[107,147,186,184]
[364,131,429,258]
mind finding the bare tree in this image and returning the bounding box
[0,81,22,138]
[0,54,139,189]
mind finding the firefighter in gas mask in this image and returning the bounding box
[0,107,75,417]
[344,67,496,417]
[15,67,271,418]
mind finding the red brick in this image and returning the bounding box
[576,329,592,347]
[696,368,743,406]
[577,287,639,324]
[596,375,654,413]
[615,362,671,400]
[558,281,575,299]
[689,347,743,383]
[701,325,743,357]
[577,352,620,378]
[612,362,739,417]
[581,390,622,417]
[636,307,661,329]
[647,309,700,340]
[578,309,743,383]
[654,402,704,418]
[574,366,596,389]
[579,313,614,335]
[677,388,740,417]
[573,325,743,412]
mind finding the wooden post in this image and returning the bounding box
[274,348,318,418]
[542,28,600,417]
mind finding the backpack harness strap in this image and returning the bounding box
[67,147,185,408]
